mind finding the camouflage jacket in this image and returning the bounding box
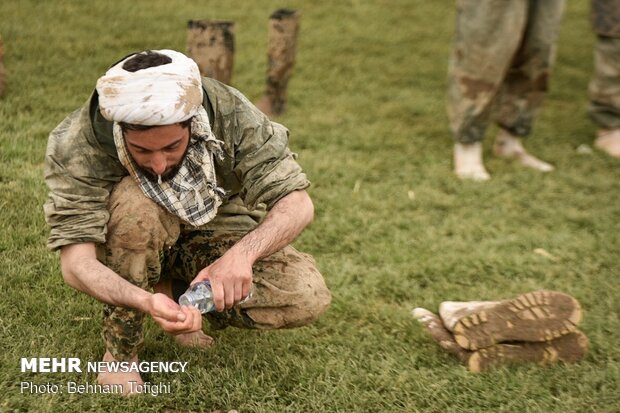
[44,78,309,251]
[592,0,620,37]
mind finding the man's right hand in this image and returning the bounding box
[148,293,203,335]
[59,244,203,336]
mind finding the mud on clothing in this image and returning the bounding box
[447,0,565,143]
[44,78,331,361]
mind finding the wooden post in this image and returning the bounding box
[256,9,301,117]
[0,34,5,97]
[187,20,235,85]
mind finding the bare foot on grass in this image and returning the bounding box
[454,142,491,181]
[174,330,215,348]
[494,129,554,172]
[97,350,143,396]
[595,129,620,158]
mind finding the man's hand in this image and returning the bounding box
[193,249,253,312]
[190,190,314,312]
[60,243,203,335]
[148,293,203,335]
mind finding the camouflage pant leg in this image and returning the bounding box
[162,230,331,330]
[591,0,620,38]
[447,0,529,143]
[588,35,620,129]
[493,0,565,137]
[99,177,181,361]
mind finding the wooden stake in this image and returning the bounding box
[187,20,235,85]
[256,9,301,117]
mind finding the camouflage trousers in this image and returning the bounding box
[447,0,565,143]
[591,0,620,38]
[588,0,620,129]
[97,177,331,361]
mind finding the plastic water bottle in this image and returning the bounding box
[178,281,216,314]
[178,281,253,314]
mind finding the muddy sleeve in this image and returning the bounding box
[43,107,125,251]
[229,90,310,210]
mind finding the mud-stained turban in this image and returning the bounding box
[96,49,203,126]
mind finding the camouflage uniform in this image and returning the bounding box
[447,0,565,143]
[588,0,620,129]
[44,78,331,361]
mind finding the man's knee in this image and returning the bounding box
[246,250,331,329]
[101,177,180,287]
[106,177,180,251]
[293,253,331,323]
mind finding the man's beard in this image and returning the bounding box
[139,161,184,184]
[135,143,191,184]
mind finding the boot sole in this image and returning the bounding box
[452,290,582,350]
[468,330,589,372]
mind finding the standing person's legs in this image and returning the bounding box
[96,177,181,393]
[588,17,620,158]
[161,229,331,333]
[589,35,620,158]
[492,0,565,170]
[448,0,528,180]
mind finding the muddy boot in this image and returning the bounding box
[467,331,589,373]
[0,34,5,97]
[439,290,582,350]
[413,308,588,372]
[412,308,470,364]
[187,20,235,85]
[256,9,301,117]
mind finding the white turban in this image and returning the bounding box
[95,49,203,125]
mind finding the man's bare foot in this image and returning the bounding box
[595,129,620,158]
[494,129,554,172]
[97,350,143,396]
[174,330,215,348]
[454,142,491,181]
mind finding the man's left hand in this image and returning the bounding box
[193,249,253,311]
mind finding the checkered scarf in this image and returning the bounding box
[113,106,226,226]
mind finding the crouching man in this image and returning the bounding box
[43,50,331,394]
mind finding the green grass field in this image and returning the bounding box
[1,1,619,412]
